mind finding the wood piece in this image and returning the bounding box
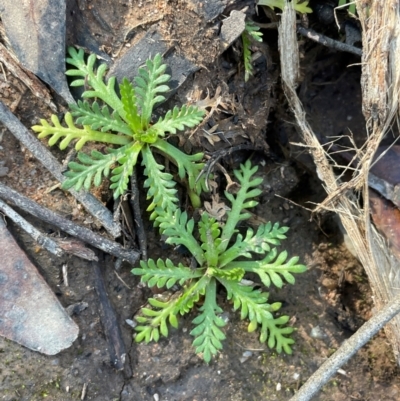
[53,237,98,261]
[0,42,56,111]
[297,25,362,57]
[0,100,121,238]
[92,255,127,371]
[219,10,246,53]
[0,199,64,257]
[0,0,74,104]
[0,197,97,261]
[0,217,79,354]
[0,182,140,265]
[290,293,400,401]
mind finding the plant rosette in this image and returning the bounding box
[132,160,307,362]
[32,47,207,216]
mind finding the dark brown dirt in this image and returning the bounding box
[1,1,400,400]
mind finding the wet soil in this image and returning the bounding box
[1,1,400,400]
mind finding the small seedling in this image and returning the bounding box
[242,20,263,82]
[132,160,307,362]
[32,48,206,215]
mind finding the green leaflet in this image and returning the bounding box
[66,47,125,120]
[156,208,205,265]
[110,141,144,199]
[132,258,203,289]
[199,212,221,267]
[141,145,178,216]
[135,53,171,128]
[219,160,263,253]
[120,77,141,134]
[152,105,206,136]
[33,48,205,207]
[62,146,127,191]
[133,160,307,362]
[70,100,132,136]
[218,221,289,267]
[242,20,263,82]
[32,112,131,150]
[228,248,308,288]
[190,279,226,363]
[257,0,312,14]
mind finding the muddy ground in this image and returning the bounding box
[1,1,400,400]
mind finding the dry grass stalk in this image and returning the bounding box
[279,0,400,360]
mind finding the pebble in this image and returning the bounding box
[310,326,327,340]
[125,319,137,328]
[239,350,252,363]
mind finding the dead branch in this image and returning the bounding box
[0,100,121,238]
[0,198,64,257]
[0,182,140,265]
[290,293,400,401]
[297,25,362,56]
[92,254,129,372]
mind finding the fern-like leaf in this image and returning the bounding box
[120,78,142,134]
[190,279,226,363]
[141,145,178,217]
[156,208,205,265]
[207,266,245,281]
[32,112,131,150]
[199,212,221,267]
[242,21,263,82]
[65,47,125,120]
[135,53,171,128]
[62,146,126,191]
[109,141,144,199]
[229,248,307,288]
[70,100,132,136]
[151,139,207,196]
[152,105,205,136]
[134,296,180,343]
[219,222,289,267]
[175,276,210,315]
[219,160,263,253]
[221,278,294,353]
[259,314,295,354]
[221,278,273,321]
[132,258,203,289]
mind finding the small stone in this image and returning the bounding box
[321,277,337,290]
[310,326,327,340]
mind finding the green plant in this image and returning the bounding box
[242,20,263,82]
[32,47,206,213]
[132,160,307,362]
[257,0,312,14]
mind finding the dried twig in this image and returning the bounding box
[92,254,128,371]
[0,198,98,261]
[290,293,400,401]
[0,182,139,265]
[297,25,362,56]
[0,100,121,238]
[197,143,264,189]
[0,42,56,111]
[280,0,400,371]
[0,198,64,257]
